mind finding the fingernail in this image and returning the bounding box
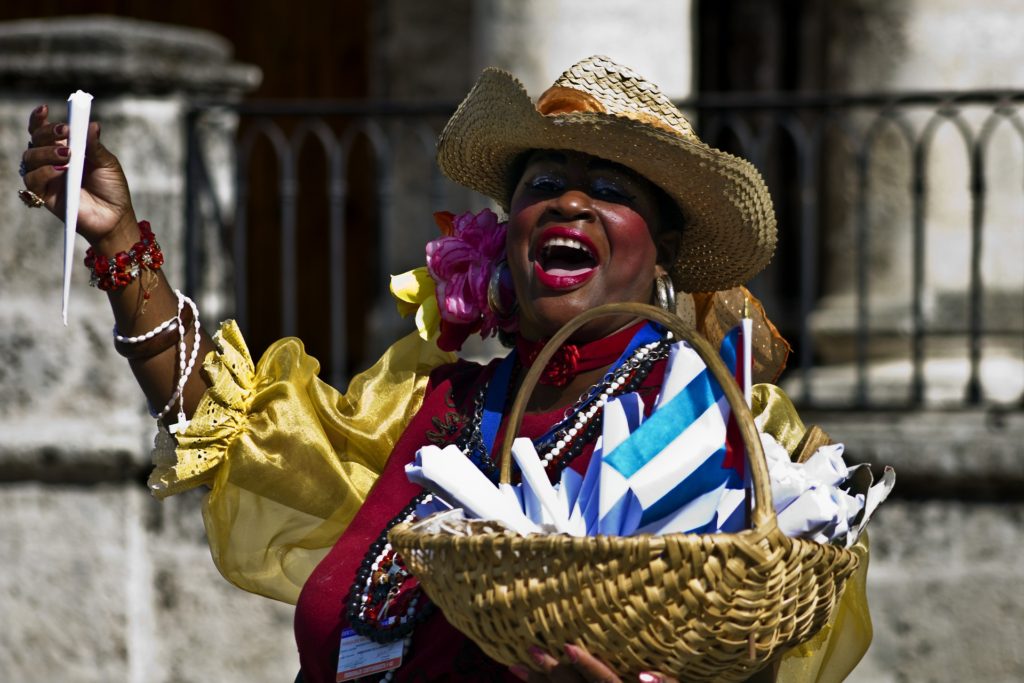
[508,664,530,681]
[564,643,581,663]
[639,673,664,683]
[55,124,68,136]
[53,165,68,171]
[527,645,548,666]
[57,147,70,158]
[33,104,46,115]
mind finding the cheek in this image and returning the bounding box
[504,207,536,289]
[606,208,658,269]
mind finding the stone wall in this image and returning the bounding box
[815,407,1024,682]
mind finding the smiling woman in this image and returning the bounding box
[22,55,869,683]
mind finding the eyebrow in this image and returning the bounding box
[525,150,567,166]
[527,150,638,178]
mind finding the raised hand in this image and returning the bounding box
[21,103,215,421]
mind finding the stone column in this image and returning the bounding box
[0,17,297,683]
[808,0,1023,405]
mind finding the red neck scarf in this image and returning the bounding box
[515,322,647,387]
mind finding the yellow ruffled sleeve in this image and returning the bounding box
[148,320,454,604]
[752,384,873,683]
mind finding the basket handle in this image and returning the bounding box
[497,302,776,533]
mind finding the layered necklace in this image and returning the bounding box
[345,323,670,659]
[458,335,669,477]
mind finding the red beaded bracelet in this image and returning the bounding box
[84,220,165,296]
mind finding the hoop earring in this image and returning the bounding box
[488,261,516,319]
[654,273,676,313]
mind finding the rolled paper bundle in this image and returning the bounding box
[63,89,92,325]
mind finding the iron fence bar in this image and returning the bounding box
[184,110,201,298]
[279,126,299,338]
[329,151,348,391]
[854,132,871,408]
[910,133,928,407]
[792,115,820,406]
[375,123,396,348]
[232,136,252,335]
[967,133,987,405]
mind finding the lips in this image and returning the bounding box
[533,227,599,290]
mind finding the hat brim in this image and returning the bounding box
[437,68,777,293]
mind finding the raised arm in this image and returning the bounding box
[21,104,214,425]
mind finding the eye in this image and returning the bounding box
[526,174,565,194]
[590,178,635,202]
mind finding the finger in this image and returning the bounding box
[638,673,679,683]
[27,104,49,135]
[23,163,67,195]
[526,645,562,673]
[22,145,71,176]
[565,644,621,683]
[30,121,69,148]
[84,122,119,170]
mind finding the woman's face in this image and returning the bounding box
[507,150,666,342]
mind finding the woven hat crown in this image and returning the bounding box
[539,56,696,140]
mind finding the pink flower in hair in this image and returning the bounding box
[426,209,516,351]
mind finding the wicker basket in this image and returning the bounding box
[390,303,859,681]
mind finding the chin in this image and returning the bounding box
[520,295,639,343]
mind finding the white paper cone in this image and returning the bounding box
[741,317,753,406]
[63,90,93,325]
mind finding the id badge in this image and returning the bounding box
[336,621,404,682]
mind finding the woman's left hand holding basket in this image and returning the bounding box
[509,644,679,683]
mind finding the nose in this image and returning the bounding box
[547,189,595,222]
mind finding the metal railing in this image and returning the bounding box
[183,91,1024,409]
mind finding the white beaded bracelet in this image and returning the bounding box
[113,313,179,344]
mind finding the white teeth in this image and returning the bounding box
[542,236,593,256]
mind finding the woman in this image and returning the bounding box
[20,56,868,682]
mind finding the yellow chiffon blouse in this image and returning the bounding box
[148,320,871,682]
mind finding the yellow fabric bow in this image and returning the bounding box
[390,266,440,342]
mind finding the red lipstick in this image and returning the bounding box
[533,226,599,290]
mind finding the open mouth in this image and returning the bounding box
[538,236,598,275]
[533,228,599,289]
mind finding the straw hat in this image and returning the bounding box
[437,55,777,293]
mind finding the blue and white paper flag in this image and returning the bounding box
[595,341,742,536]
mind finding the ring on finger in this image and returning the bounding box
[19,139,33,177]
[18,188,45,208]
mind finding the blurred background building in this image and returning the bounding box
[1,1,1021,681]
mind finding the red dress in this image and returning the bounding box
[294,329,667,682]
